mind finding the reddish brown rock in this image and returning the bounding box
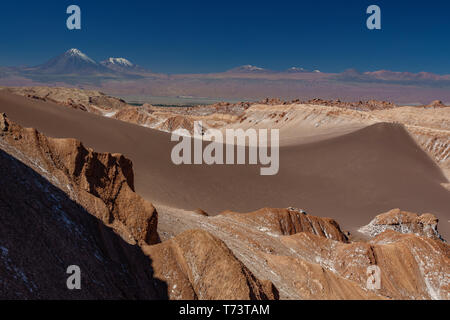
[278,229,450,299]
[3,87,130,114]
[112,105,158,126]
[158,205,450,300]
[359,208,444,241]
[425,100,447,108]
[220,208,348,242]
[0,113,158,246]
[0,135,167,299]
[142,229,278,300]
[159,116,195,133]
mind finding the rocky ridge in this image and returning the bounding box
[157,205,449,300]
[1,87,129,116]
[359,208,444,241]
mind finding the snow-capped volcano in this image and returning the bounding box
[227,65,269,73]
[239,65,265,71]
[286,67,307,73]
[35,48,108,74]
[99,57,144,72]
[65,48,97,64]
[101,57,135,68]
[30,49,149,76]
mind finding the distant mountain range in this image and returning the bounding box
[35,49,110,74]
[335,68,450,82]
[1,48,449,104]
[4,48,449,80]
[100,57,141,72]
[226,64,269,73]
[14,48,150,77]
[226,65,321,74]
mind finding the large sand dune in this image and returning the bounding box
[1,91,449,238]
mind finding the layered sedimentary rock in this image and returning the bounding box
[157,205,450,300]
[220,208,348,242]
[112,105,159,126]
[142,229,278,300]
[279,230,449,300]
[2,87,129,116]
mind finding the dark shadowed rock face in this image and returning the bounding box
[0,113,165,298]
[0,113,158,246]
[0,149,168,299]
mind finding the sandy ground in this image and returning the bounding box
[1,90,449,239]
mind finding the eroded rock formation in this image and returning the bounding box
[157,205,450,300]
[0,113,158,246]
[359,208,444,241]
[142,229,278,300]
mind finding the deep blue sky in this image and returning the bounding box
[1,0,449,74]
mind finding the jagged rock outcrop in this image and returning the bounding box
[279,229,450,299]
[288,98,397,111]
[3,87,130,116]
[157,205,450,300]
[142,229,279,300]
[0,113,158,246]
[220,208,348,242]
[358,208,444,241]
[112,105,158,126]
[0,138,167,299]
[425,100,447,108]
[159,116,195,133]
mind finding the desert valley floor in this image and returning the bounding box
[0,87,449,299]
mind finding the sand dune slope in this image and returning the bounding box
[0,91,449,238]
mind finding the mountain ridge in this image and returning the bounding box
[2,48,450,103]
